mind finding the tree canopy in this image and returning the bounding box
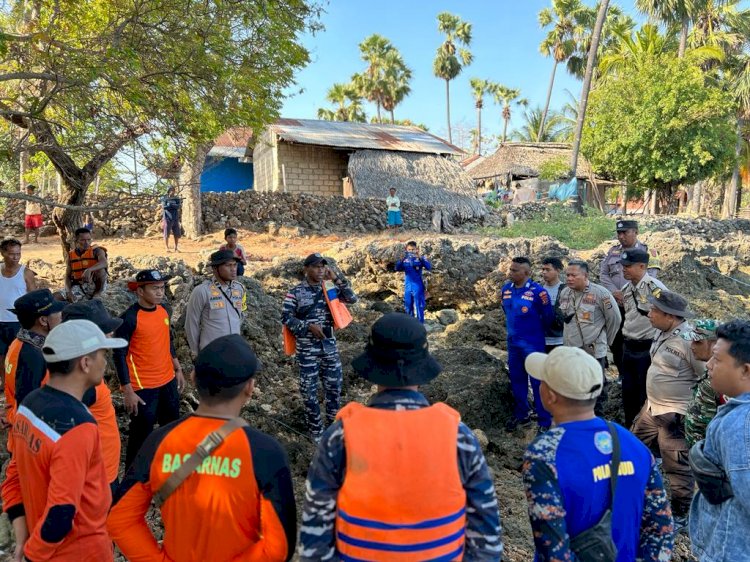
[582,55,736,191]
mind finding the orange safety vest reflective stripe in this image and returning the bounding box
[68,246,105,281]
[335,402,466,561]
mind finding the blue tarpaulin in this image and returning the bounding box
[548,178,578,201]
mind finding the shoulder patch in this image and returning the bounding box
[594,431,613,455]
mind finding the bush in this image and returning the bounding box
[480,204,614,250]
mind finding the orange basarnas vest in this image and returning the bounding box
[335,402,466,561]
[68,246,105,281]
[4,339,49,452]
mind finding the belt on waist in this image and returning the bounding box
[624,338,652,350]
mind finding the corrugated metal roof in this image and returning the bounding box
[271,119,462,155]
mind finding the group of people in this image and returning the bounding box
[0,213,748,562]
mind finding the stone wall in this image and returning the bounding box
[0,193,161,239]
[276,142,348,196]
[201,190,438,234]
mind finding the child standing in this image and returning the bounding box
[23,184,43,244]
[220,228,249,276]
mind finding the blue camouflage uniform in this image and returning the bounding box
[282,278,357,440]
[299,389,504,561]
[501,279,554,427]
[523,418,674,561]
[394,253,432,323]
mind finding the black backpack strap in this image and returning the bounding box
[605,421,621,505]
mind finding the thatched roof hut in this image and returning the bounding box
[468,142,594,181]
[348,149,486,219]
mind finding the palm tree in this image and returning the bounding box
[570,0,610,179]
[511,106,567,142]
[380,49,412,123]
[566,4,634,79]
[490,83,528,143]
[469,78,488,154]
[317,82,366,122]
[537,0,586,140]
[558,89,579,141]
[355,34,394,123]
[433,12,473,144]
[636,0,700,57]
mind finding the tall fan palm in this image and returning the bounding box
[490,84,528,143]
[469,78,488,154]
[380,50,412,123]
[537,0,587,140]
[354,34,393,123]
[433,12,473,144]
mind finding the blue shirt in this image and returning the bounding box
[394,254,431,291]
[501,279,553,351]
[523,418,674,561]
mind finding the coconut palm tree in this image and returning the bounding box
[433,12,473,144]
[380,49,412,123]
[566,3,634,79]
[537,0,587,140]
[317,82,366,122]
[636,0,701,57]
[354,34,394,123]
[511,106,567,142]
[490,83,528,143]
[469,78,488,154]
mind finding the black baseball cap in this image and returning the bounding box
[616,220,638,232]
[127,269,172,291]
[194,335,261,390]
[303,253,327,267]
[620,249,649,265]
[10,289,66,316]
[62,300,123,334]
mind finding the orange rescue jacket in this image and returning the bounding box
[335,402,466,561]
[68,246,105,281]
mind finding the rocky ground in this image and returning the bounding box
[1,215,749,561]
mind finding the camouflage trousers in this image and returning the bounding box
[296,338,343,441]
[685,374,721,448]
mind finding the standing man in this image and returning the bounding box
[683,319,721,448]
[501,257,554,432]
[386,187,402,233]
[559,260,621,368]
[600,219,661,377]
[57,227,108,302]
[631,291,704,531]
[300,313,503,561]
[4,290,64,432]
[689,320,750,561]
[540,256,565,353]
[1,320,126,562]
[522,347,674,561]
[394,240,432,323]
[23,184,43,244]
[161,186,182,252]
[185,249,246,355]
[620,249,668,428]
[0,239,35,387]
[282,253,358,442]
[114,269,185,468]
[108,335,297,562]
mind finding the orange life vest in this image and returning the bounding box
[283,281,352,356]
[335,402,466,561]
[4,339,49,452]
[68,246,105,281]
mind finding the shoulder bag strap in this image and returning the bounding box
[216,282,242,319]
[153,417,249,507]
[605,421,621,505]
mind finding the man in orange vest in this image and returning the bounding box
[299,313,503,561]
[56,227,108,302]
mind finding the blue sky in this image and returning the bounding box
[281,0,641,147]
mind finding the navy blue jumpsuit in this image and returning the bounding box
[395,253,432,323]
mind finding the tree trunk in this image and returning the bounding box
[570,0,610,181]
[502,117,509,143]
[445,79,452,144]
[476,105,482,155]
[650,189,658,215]
[678,16,689,59]
[538,59,558,141]
[179,143,211,238]
[51,176,87,256]
[376,102,382,124]
[723,120,742,218]
[390,109,395,124]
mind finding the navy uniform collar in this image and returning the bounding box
[368,389,430,409]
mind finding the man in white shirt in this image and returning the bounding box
[385,187,402,233]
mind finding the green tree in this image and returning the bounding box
[636,0,699,57]
[0,0,315,252]
[537,0,587,140]
[317,83,367,122]
[511,106,566,142]
[582,55,736,204]
[433,12,473,144]
[490,84,527,143]
[469,78,489,154]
